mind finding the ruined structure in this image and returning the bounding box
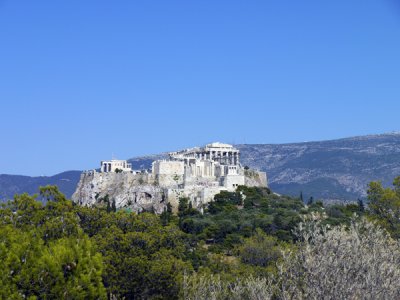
[72,143,267,213]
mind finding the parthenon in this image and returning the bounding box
[170,142,240,165]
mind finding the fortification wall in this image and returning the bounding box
[224,174,246,190]
[153,161,184,175]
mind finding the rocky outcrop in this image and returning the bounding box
[72,169,267,213]
[244,169,268,187]
[72,171,166,214]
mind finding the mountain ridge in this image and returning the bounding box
[1,132,400,201]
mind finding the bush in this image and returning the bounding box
[278,218,400,299]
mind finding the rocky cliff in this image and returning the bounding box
[72,169,267,213]
[72,171,167,213]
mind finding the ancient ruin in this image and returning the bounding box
[72,143,267,213]
[100,159,132,173]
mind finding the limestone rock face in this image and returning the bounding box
[72,169,267,214]
[72,171,166,214]
[244,170,268,188]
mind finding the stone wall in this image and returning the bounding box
[152,160,185,186]
[152,160,184,175]
[224,174,246,189]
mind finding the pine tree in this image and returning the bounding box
[161,207,169,226]
[167,202,173,214]
[112,199,117,212]
[106,199,111,213]
[357,198,365,212]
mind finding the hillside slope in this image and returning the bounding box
[237,133,400,201]
[0,171,82,200]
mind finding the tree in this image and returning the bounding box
[367,179,400,238]
[393,176,400,195]
[92,213,192,299]
[0,226,106,299]
[182,274,274,300]
[39,185,68,202]
[178,197,189,217]
[160,203,174,227]
[106,199,111,213]
[237,228,282,267]
[278,219,400,299]
[111,199,117,212]
[357,198,365,212]
[160,207,170,226]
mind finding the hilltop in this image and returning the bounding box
[1,133,400,202]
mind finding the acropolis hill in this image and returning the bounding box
[72,142,268,213]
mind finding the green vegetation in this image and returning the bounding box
[1,178,400,299]
[366,177,400,238]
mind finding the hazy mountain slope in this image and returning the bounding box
[128,154,168,170]
[0,171,82,201]
[236,133,400,201]
[1,133,400,202]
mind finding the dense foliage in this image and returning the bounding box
[1,178,399,299]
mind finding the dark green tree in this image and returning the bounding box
[106,199,111,213]
[357,198,365,212]
[160,207,170,226]
[111,199,117,212]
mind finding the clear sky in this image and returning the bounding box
[1,0,400,176]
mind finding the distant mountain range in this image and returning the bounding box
[236,133,400,201]
[1,133,400,202]
[0,171,82,201]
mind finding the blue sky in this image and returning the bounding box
[1,0,400,176]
